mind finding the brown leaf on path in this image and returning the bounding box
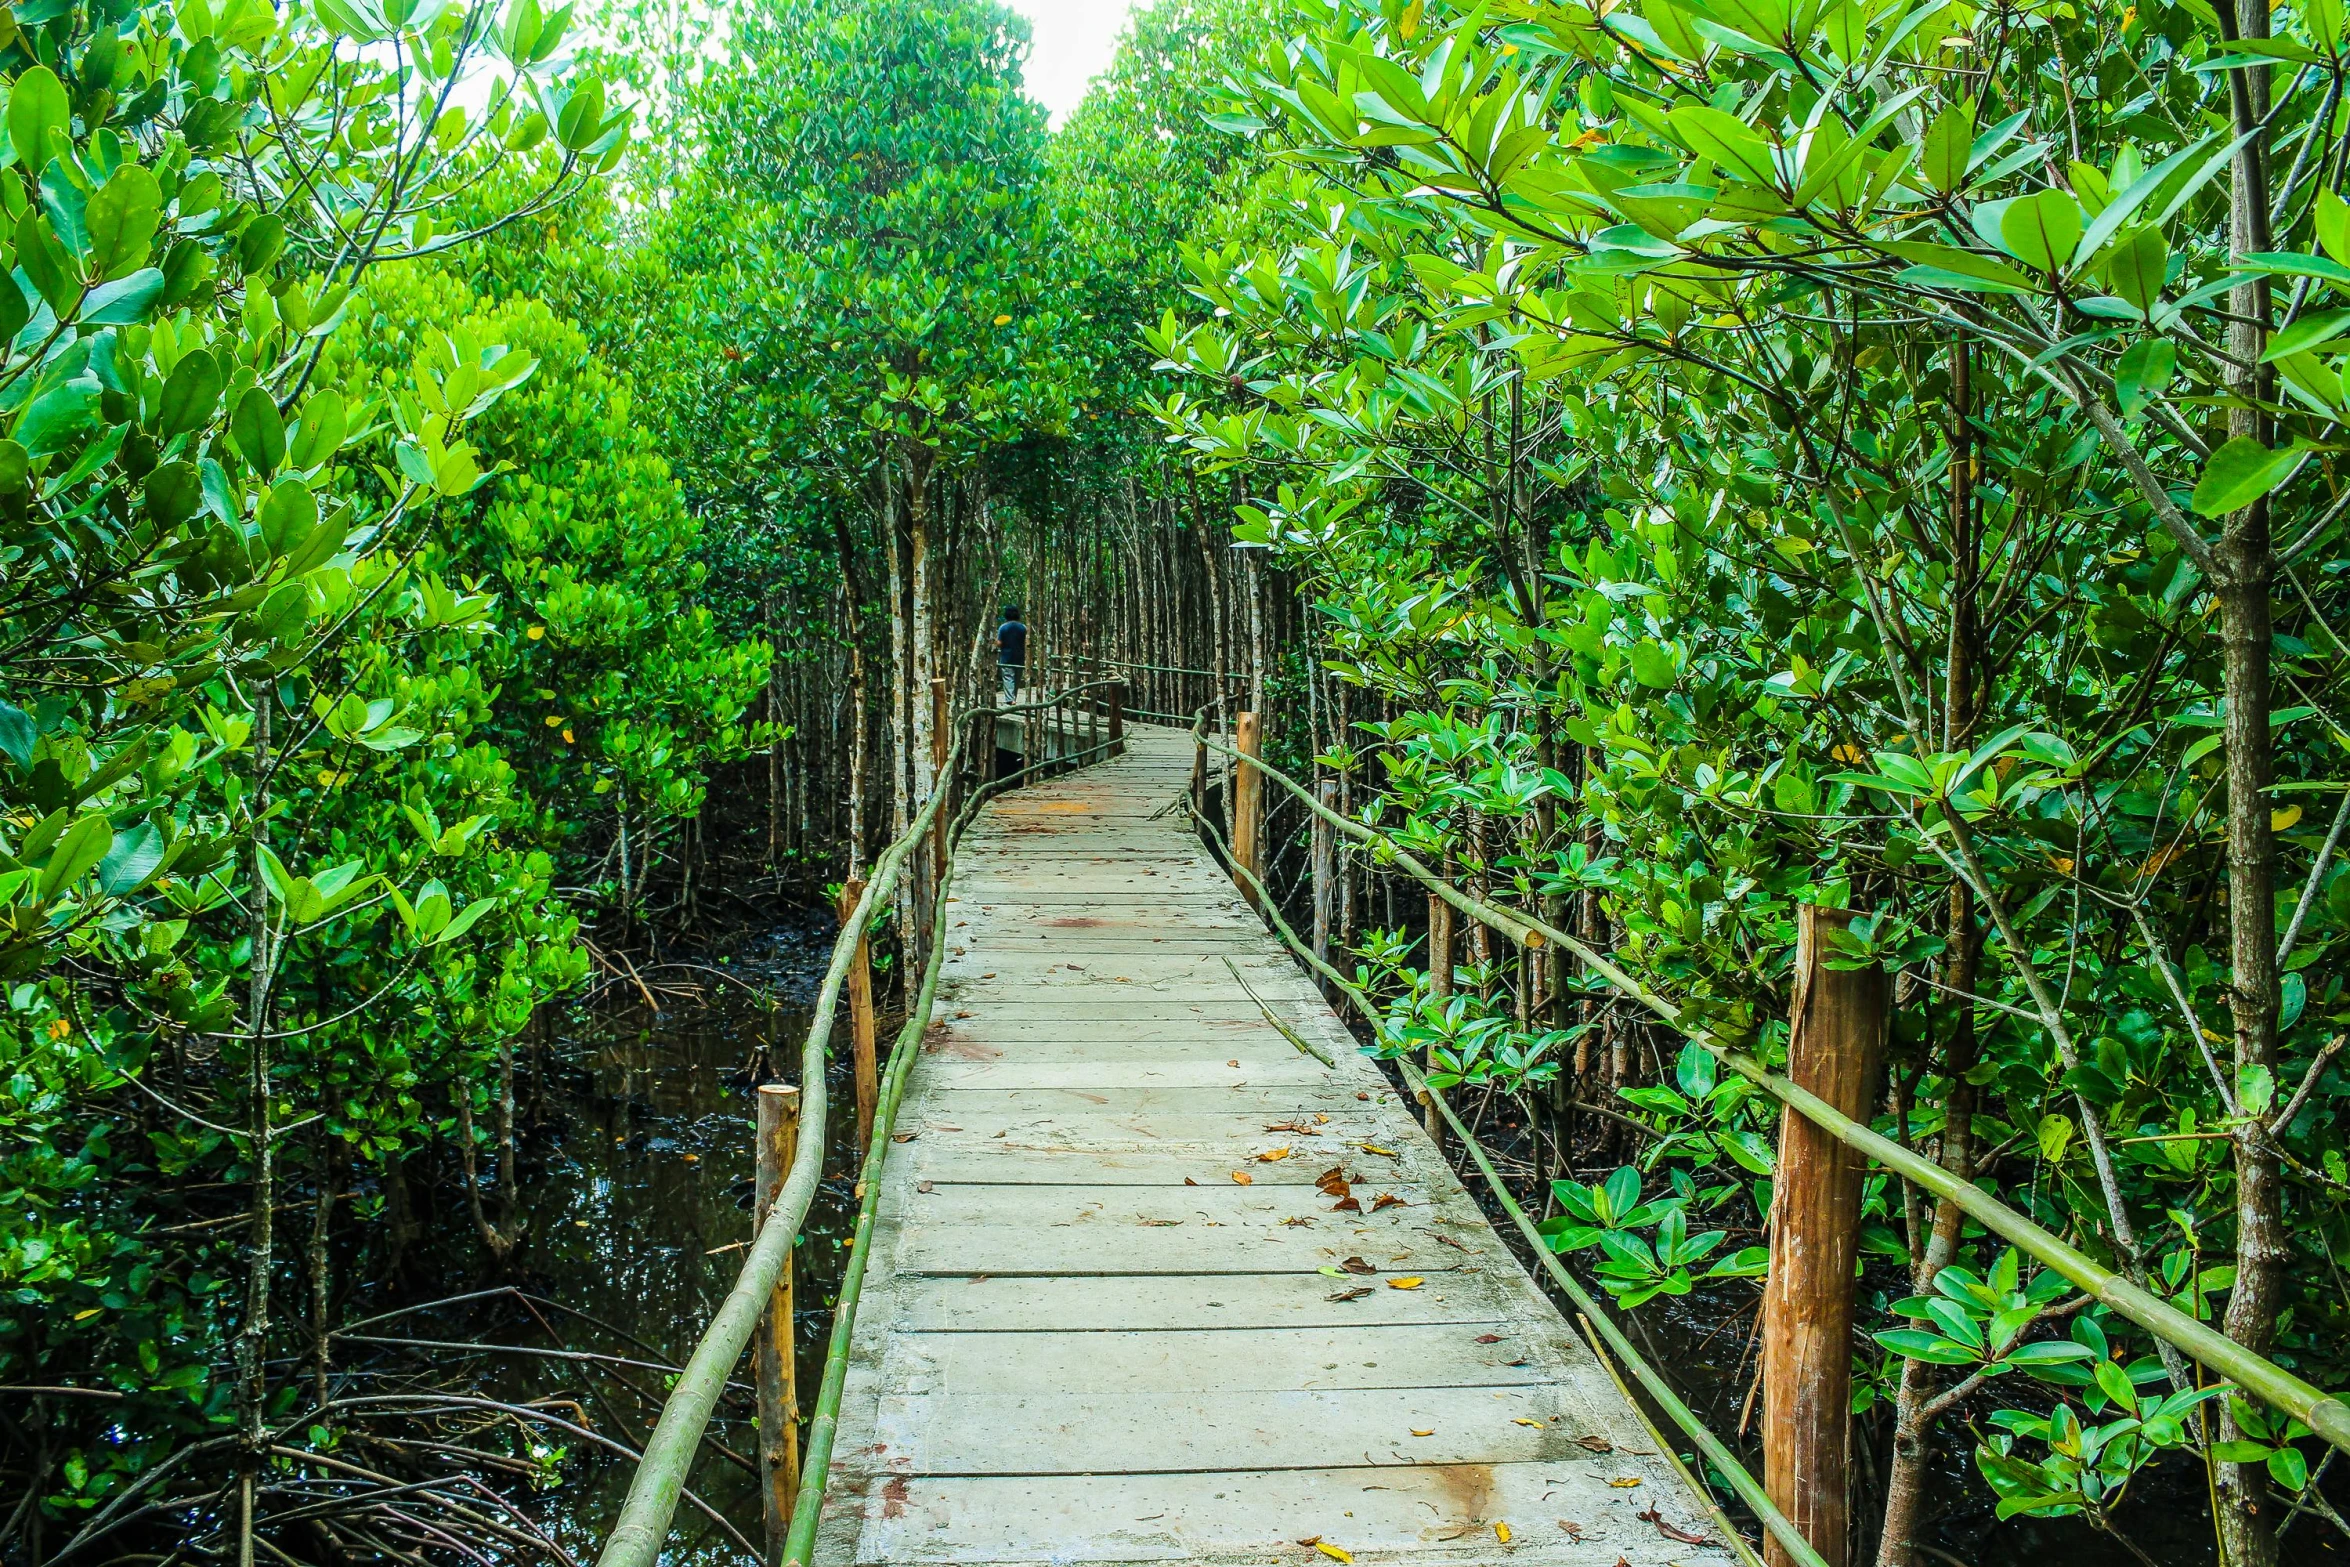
[1606,1476,1642,1488]
[1388,1276,1425,1289]
[1340,1255,1377,1274]
[1227,1060,1240,1067]
[1372,1193,1405,1211]
[1326,1286,1373,1302]
[1184,1177,1198,1186]
[1138,1218,1180,1227]
[1575,1435,1613,1453]
[916,1180,936,1194]
[1231,1171,1253,1185]
[1557,1520,1583,1541]
[1638,1506,1709,1546]
[1331,1197,1362,1213]
[1257,1146,1292,1162]
[1475,1334,1504,1345]
[1359,1142,1400,1157]
[1410,1428,1434,1437]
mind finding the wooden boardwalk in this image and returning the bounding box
[815,725,1733,1565]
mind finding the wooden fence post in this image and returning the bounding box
[1423,882,1453,1147]
[1108,681,1125,757]
[1764,905,1887,1567]
[753,1083,801,1559]
[1231,711,1263,913]
[837,877,878,1150]
[1190,730,1206,822]
[1311,779,1337,980]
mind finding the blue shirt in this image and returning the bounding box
[997,620,1028,665]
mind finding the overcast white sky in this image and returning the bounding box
[1004,0,1142,124]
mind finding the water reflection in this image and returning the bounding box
[459,917,860,1563]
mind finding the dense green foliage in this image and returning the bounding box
[9,0,2349,1560]
[1149,0,2350,1559]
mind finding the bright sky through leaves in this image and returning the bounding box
[1005,0,1138,123]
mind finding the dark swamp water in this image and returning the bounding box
[369,907,2343,1567]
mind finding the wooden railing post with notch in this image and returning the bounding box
[837,877,878,1149]
[1108,680,1124,757]
[1191,728,1206,822]
[1764,904,1887,1567]
[753,1083,801,1561]
[1231,711,1263,914]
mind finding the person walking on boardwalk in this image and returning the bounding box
[996,605,1027,701]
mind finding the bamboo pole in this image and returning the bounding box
[1231,711,1263,913]
[837,876,877,1151]
[753,1083,800,1562]
[1764,907,1885,1567]
[1310,778,1336,976]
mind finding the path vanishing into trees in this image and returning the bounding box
[810,725,1727,1565]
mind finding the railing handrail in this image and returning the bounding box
[1190,714,2350,1460]
[1190,795,1798,1567]
[594,688,1127,1567]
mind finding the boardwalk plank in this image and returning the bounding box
[815,726,1732,1567]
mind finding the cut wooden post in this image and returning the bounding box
[1230,711,1263,913]
[1190,731,1206,822]
[838,877,878,1149]
[753,1083,801,1559]
[1311,779,1337,979]
[1763,905,1887,1567]
[1108,681,1125,757]
[1423,885,1453,1147]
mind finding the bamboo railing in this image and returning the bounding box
[594,685,1126,1567]
[1189,717,2350,1471]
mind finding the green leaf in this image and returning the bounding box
[2103,226,2167,311]
[81,267,163,325]
[85,164,160,278]
[2268,1446,2310,1490]
[1875,1329,1980,1365]
[0,698,36,767]
[38,814,114,898]
[1629,639,1678,687]
[16,208,80,317]
[2319,189,2350,268]
[259,478,317,557]
[13,378,99,459]
[1666,104,1779,188]
[230,386,286,476]
[1919,100,1974,192]
[96,822,164,895]
[1879,240,2035,295]
[2262,309,2350,363]
[2114,339,2175,416]
[159,349,224,437]
[2192,435,2307,517]
[2000,189,2083,275]
[8,65,69,172]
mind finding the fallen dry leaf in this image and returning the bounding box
[1410,1428,1435,1437]
[1359,1142,1400,1158]
[1258,1146,1292,1162]
[1340,1256,1377,1274]
[1475,1334,1504,1345]
[1184,1177,1198,1186]
[1388,1276,1425,1289]
[980,972,994,979]
[1639,1506,1709,1546]
[1327,1286,1373,1302]
[1372,1194,1406,1211]
[1606,1477,1643,1489]
[1332,1197,1362,1213]
[1557,1520,1584,1541]
[1227,1060,1240,1067]
[1495,1522,1512,1544]
[1138,1218,1181,1227]
[1513,1417,1548,1428]
[916,1180,936,1194]
[1314,1112,1330,1123]
[1230,1171,1254,1185]
[1356,1091,1370,1100]
[1313,1544,1353,1564]
[953,1010,972,1019]
[1575,1435,1613,1454]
